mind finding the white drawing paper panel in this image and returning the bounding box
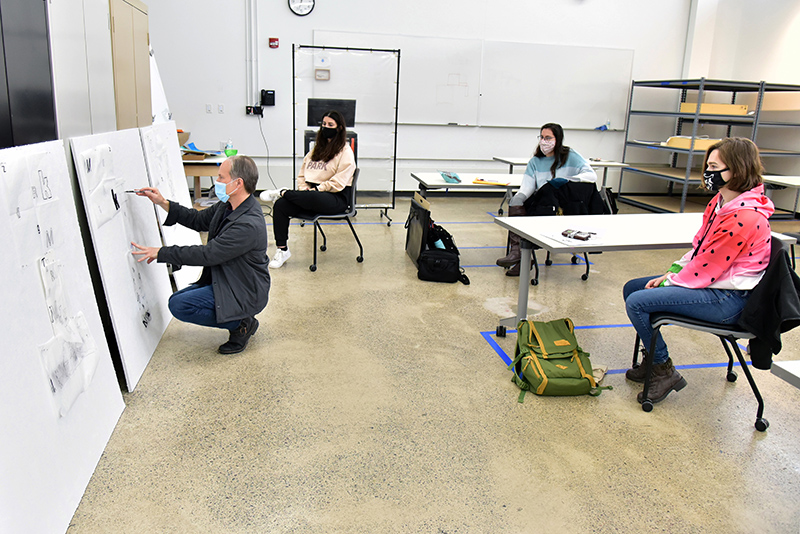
[0,140,124,534]
[139,121,203,290]
[70,127,173,391]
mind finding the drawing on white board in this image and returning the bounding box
[141,130,178,200]
[1,157,34,218]
[3,157,47,269]
[87,177,124,228]
[80,144,126,229]
[80,144,113,192]
[436,74,470,105]
[37,252,99,416]
[126,251,153,328]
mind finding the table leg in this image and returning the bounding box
[498,187,513,216]
[499,239,533,330]
[194,176,201,202]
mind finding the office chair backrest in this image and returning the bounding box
[345,168,359,214]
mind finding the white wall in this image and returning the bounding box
[702,0,800,211]
[148,0,693,192]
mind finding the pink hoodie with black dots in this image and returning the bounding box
[667,184,774,290]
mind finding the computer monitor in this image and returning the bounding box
[307,98,356,128]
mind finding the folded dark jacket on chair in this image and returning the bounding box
[738,240,800,370]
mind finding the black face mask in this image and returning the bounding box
[320,127,337,140]
[703,168,729,191]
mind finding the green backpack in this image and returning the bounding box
[509,318,607,402]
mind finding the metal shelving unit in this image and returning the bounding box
[619,78,800,214]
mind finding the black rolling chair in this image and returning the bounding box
[631,239,800,432]
[293,169,364,272]
[784,232,799,270]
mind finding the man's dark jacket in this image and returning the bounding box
[158,194,270,323]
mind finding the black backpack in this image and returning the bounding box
[405,198,469,285]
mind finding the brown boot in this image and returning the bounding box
[625,349,650,383]
[505,259,534,277]
[505,261,520,277]
[637,358,687,404]
[496,205,527,267]
[496,231,521,267]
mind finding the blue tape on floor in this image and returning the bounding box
[483,324,751,373]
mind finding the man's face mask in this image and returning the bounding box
[214,179,239,203]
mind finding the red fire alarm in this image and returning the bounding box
[269,38,279,49]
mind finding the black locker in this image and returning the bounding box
[0,0,57,149]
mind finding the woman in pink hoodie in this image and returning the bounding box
[623,137,774,403]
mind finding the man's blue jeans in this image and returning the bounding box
[168,284,240,331]
[623,276,750,364]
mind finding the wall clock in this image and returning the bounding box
[288,0,315,16]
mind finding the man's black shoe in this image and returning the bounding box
[218,317,259,354]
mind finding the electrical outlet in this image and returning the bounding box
[218,104,224,114]
[206,104,212,114]
[246,106,263,116]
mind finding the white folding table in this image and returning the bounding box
[493,212,796,333]
[410,172,522,215]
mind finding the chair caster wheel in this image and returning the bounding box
[498,208,504,215]
[571,256,579,264]
[545,259,553,266]
[641,400,654,412]
[387,222,391,227]
[320,245,327,252]
[726,371,737,382]
[496,325,506,337]
[531,279,538,286]
[581,274,589,281]
[755,418,769,432]
[357,256,364,263]
[309,265,317,272]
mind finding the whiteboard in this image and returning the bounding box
[0,140,124,534]
[314,30,482,126]
[70,128,173,391]
[139,121,203,290]
[311,32,633,130]
[479,41,634,129]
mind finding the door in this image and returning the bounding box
[109,0,150,129]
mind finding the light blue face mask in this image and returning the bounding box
[214,179,239,203]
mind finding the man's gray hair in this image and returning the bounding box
[229,156,259,194]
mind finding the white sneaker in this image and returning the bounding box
[269,248,291,268]
[259,189,282,203]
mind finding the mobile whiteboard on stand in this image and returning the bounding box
[293,44,400,226]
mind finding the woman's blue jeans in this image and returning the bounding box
[168,283,240,331]
[623,276,750,364]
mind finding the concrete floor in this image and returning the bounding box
[68,195,800,533]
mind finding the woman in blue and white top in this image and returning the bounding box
[496,123,597,276]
